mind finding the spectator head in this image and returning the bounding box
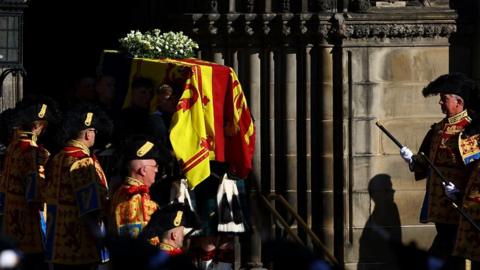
[96,74,116,108]
[131,77,154,109]
[154,84,179,114]
[73,75,97,102]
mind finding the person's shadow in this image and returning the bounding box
[358,174,402,270]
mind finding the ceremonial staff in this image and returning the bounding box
[375,122,403,148]
[375,121,480,233]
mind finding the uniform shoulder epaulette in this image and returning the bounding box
[69,157,94,173]
[459,133,480,165]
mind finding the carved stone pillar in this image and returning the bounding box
[263,0,272,12]
[229,0,236,12]
[283,48,298,215]
[246,48,266,270]
[212,49,224,65]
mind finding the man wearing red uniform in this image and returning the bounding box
[44,103,112,269]
[0,96,59,270]
[110,137,168,243]
[400,73,480,270]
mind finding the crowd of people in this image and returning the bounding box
[4,70,480,270]
[0,73,253,270]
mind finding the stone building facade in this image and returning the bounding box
[2,0,480,269]
[154,1,478,269]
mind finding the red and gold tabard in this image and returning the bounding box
[0,131,48,254]
[453,159,480,261]
[111,177,158,241]
[43,140,108,264]
[424,110,472,224]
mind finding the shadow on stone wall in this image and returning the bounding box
[358,174,402,270]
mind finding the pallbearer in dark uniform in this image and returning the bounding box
[0,96,60,270]
[43,103,112,270]
[399,73,480,270]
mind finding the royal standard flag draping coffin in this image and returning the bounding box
[100,51,255,189]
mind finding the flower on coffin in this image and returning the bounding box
[118,29,199,59]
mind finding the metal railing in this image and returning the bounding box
[258,192,340,268]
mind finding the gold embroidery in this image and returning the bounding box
[448,110,470,124]
[38,104,47,119]
[84,112,93,126]
[136,141,154,157]
[173,211,183,226]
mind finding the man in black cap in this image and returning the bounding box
[0,95,60,270]
[140,203,200,256]
[113,77,155,146]
[110,136,170,243]
[399,72,480,269]
[43,103,112,269]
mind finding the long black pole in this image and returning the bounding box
[375,122,403,148]
[374,121,480,233]
[419,152,480,233]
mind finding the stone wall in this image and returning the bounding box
[345,43,449,269]
[161,3,476,268]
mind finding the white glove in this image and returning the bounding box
[400,146,413,164]
[443,181,460,201]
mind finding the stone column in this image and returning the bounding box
[304,45,313,242]
[264,0,272,12]
[268,49,276,194]
[212,49,225,65]
[247,49,261,166]
[310,44,335,257]
[284,47,298,217]
[246,48,267,270]
[332,35,345,264]
[229,0,236,12]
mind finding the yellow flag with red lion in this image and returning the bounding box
[122,57,255,188]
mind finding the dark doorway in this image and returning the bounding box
[22,0,156,99]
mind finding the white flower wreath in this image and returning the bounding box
[119,29,199,59]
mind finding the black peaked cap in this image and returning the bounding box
[422,72,479,110]
[12,95,61,128]
[60,102,113,142]
[121,135,172,166]
[140,203,201,240]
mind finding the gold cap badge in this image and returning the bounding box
[173,210,183,226]
[84,112,93,126]
[38,104,47,119]
[136,141,154,157]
